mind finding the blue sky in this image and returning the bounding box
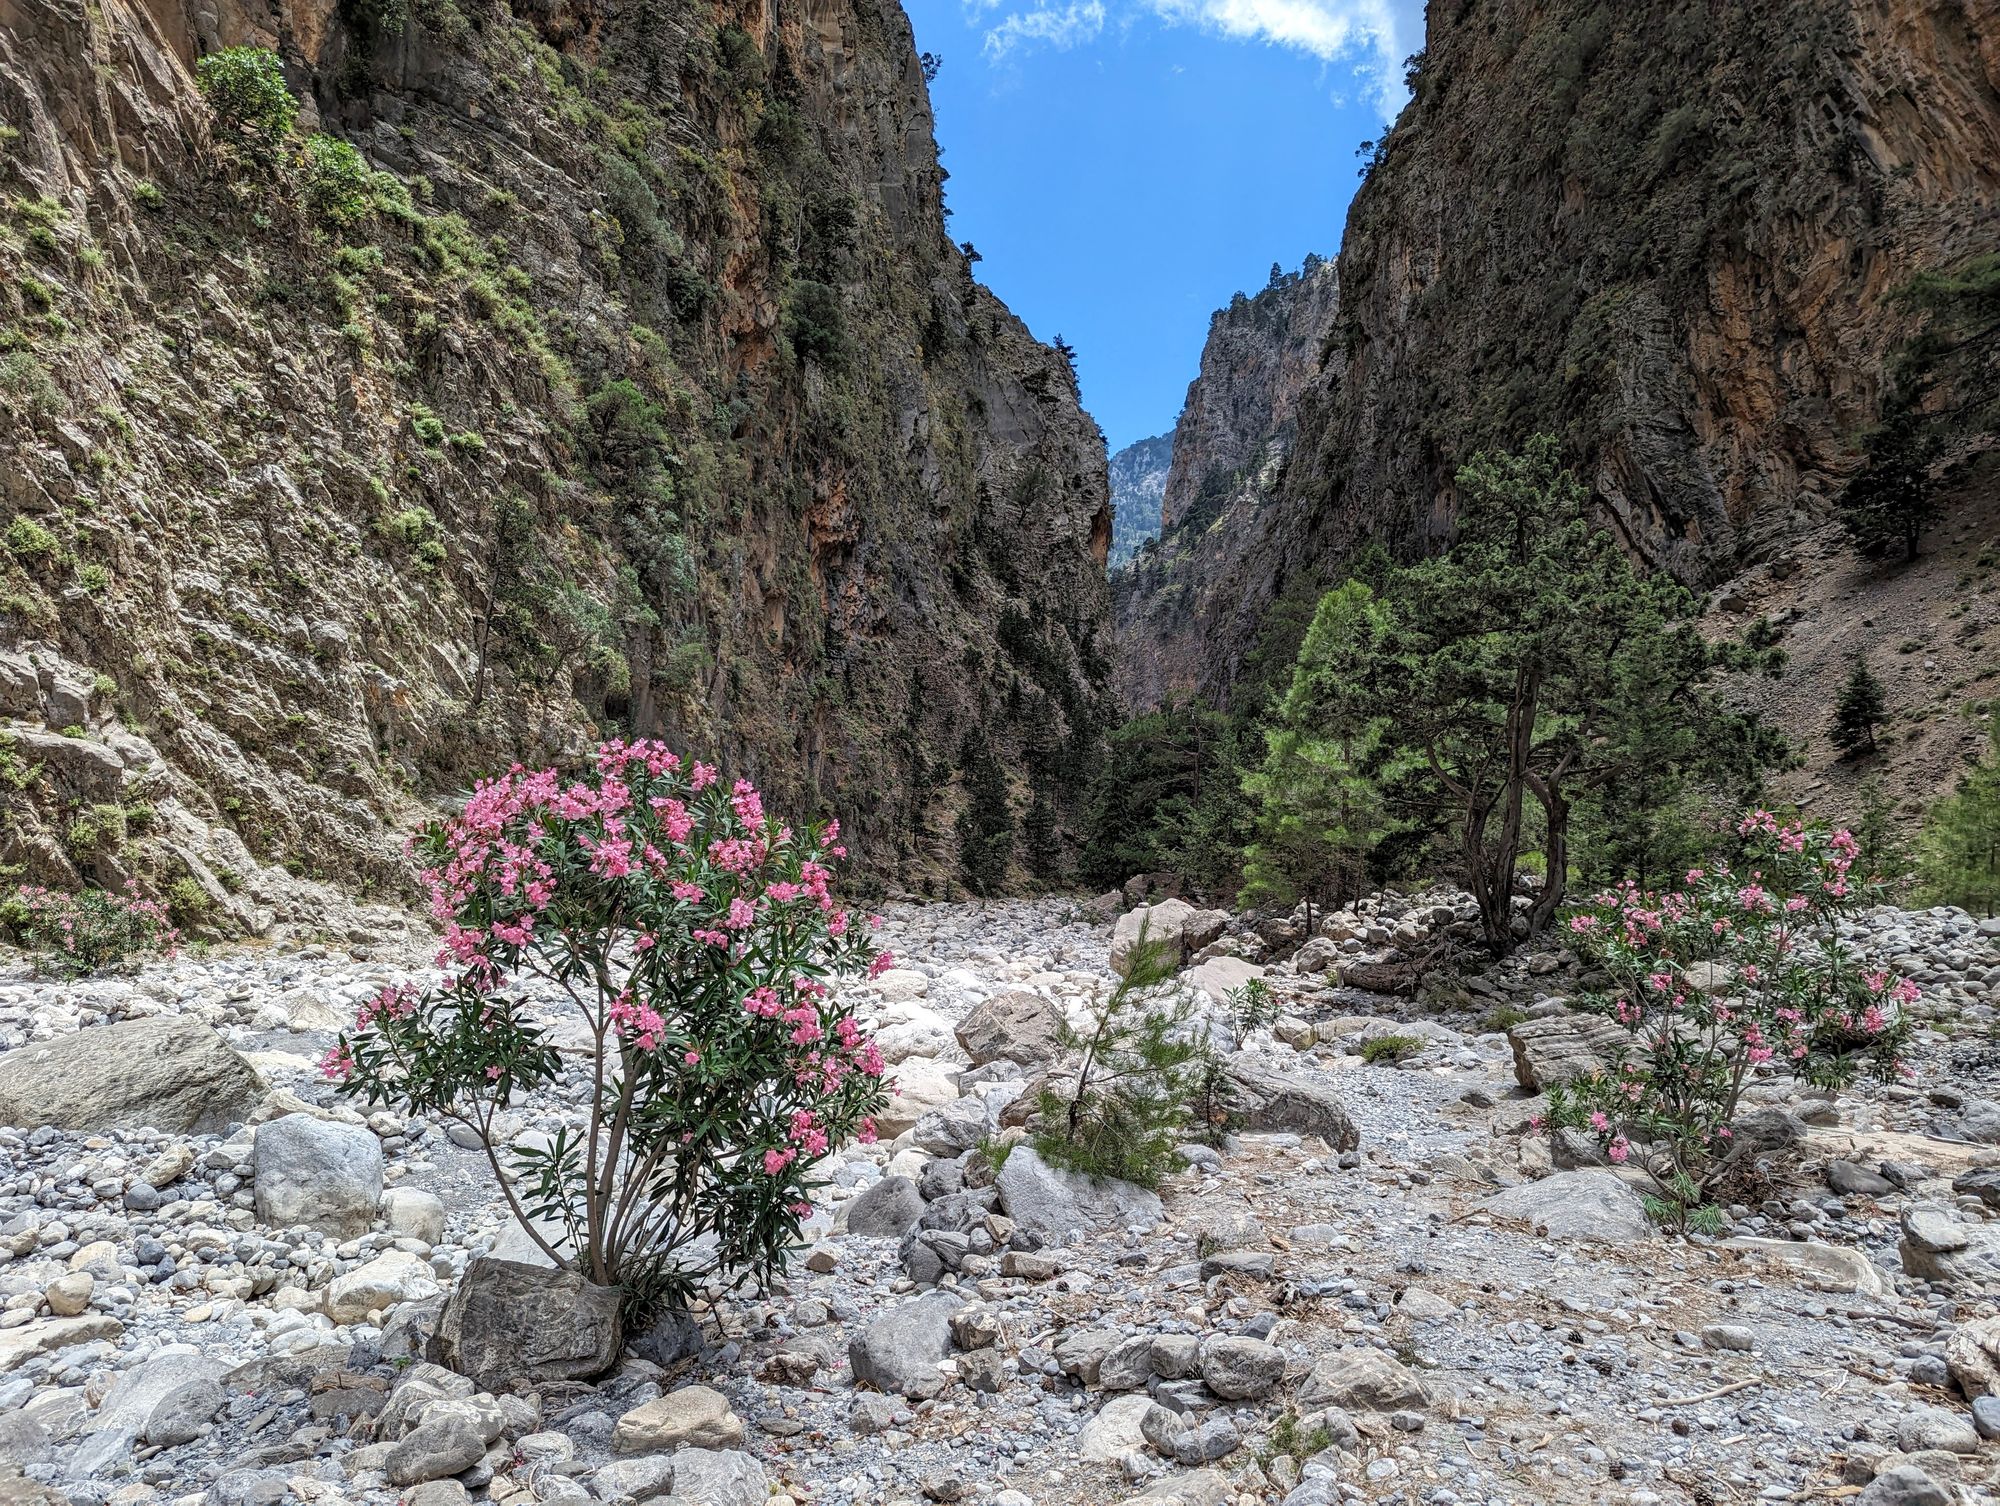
[906,0,1423,451]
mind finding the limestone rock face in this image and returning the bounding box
[0,0,1111,912]
[1107,433,1174,568]
[0,1017,264,1135]
[1113,258,1341,709]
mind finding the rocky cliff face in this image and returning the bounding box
[1117,0,2000,711]
[1106,432,1172,567]
[1114,257,1338,709]
[0,0,1111,930]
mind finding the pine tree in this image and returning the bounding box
[1853,777,1912,891]
[1241,580,1391,932]
[1840,253,2000,560]
[1917,719,2000,916]
[1032,928,1208,1187]
[1831,657,1887,757]
[955,733,1014,896]
[1333,435,1780,951]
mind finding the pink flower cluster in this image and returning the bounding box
[1552,813,1914,1198]
[15,882,181,976]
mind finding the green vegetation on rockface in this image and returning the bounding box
[0,3,1111,917]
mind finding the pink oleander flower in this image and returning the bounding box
[1553,812,1911,1220]
[322,737,889,1304]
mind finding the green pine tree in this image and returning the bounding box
[1831,657,1887,757]
[1328,435,1781,951]
[1240,580,1392,932]
[955,733,1015,896]
[1916,718,2000,916]
[1031,927,1208,1187]
[1840,253,2000,560]
[1853,777,1912,891]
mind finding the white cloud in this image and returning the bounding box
[978,0,1419,115]
[982,0,1109,57]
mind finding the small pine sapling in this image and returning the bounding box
[1032,923,1207,1186]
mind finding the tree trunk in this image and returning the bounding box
[1463,798,1510,954]
[1528,784,1570,936]
[1474,666,1540,956]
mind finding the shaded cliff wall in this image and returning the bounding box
[0,0,1111,927]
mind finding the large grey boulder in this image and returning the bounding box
[253,1113,384,1238]
[611,1386,744,1452]
[659,1449,768,1506]
[0,1016,264,1134]
[1505,1014,1633,1092]
[383,1187,448,1244]
[325,1250,440,1323]
[847,1291,962,1399]
[429,1257,622,1392]
[1961,1098,2000,1144]
[1723,1236,1886,1297]
[1485,1171,1651,1242]
[1946,1314,2000,1400]
[1198,1337,1286,1400]
[911,1095,992,1156]
[1183,956,1265,1004]
[995,1146,1163,1244]
[1295,1347,1429,1414]
[1221,1065,1359,1149]
[385,1413,487,1486]
[1858,1464,1954,1506]
[955,990,1065,1069]
[70,1349,225,1475]
[842,1175,925,1237]
[1111,899,1197,976]
[1899,1204,2000,1285]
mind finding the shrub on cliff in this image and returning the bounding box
[195,47,296,163]
[299,134,372,226]
[324,739,892,1316]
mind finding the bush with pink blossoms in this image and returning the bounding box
[325,739,891,1316]
[9,883,180,978]
[1549,812,1914,1230]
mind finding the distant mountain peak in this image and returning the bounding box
[1107,432,1175,569]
